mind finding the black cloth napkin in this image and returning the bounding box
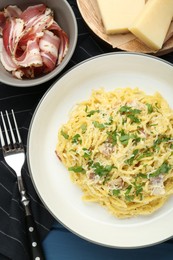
[0,1,173,259]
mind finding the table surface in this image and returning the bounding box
[0,1,173,260]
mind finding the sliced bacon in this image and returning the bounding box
[0,44,17,71]
[40,52,57,73]
[19,8,53,48]
[39,30,60,72]
[3,18,24,56]
[32,66,44,77]
[4,5,22,18]
[20,4,47,27]
[149,175,165,195]
[39,30,60,56]
[0,5,22,35]
[48,22,69,64]
[16,39,42,67]
[39,31,59,73]
[0,37,3,53]
[0,11,6,35]
[0,4,69,79]
[12,69,24,79]
[12,67,37,79]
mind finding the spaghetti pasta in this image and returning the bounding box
[56,88,173,218]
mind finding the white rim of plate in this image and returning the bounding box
[27,52,173,248]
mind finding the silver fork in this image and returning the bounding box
[0,110,45,260]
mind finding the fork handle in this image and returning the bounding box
[18,177,45,260]
[25,209,45,260]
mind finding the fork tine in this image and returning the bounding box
[6,110,16,145]
[0,125,5,147]
[0,111,11,145]
[11,110,22,144]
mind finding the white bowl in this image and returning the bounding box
[0,0,77,87]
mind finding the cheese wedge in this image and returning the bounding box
[96,0,145,34]
[129,0,173,51]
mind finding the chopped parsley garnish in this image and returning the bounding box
[87,109,100,117]
[61,130,69,139]
[125,149,139,165]
[81,123,87,134]
[130,133,141,144]
[127,114,141,123]
[125,185,132,193]
[72,134,82,144]
[122,118,127,125]
[85,105,88,112]
[119,106,142,115]
[105,116,113,125]
[68,166,86,173]
[125,185,134,202]
[119,106,131,113]
[135,185,143,196]
[119,130,131,145]
[113,189,120,196]
[92,116,113,129]
[119,105,142,124]
[149,162,171,178]
[149,124,158,127]
[92,162,113,177]
[133,178,143,199]
[135,186,143,200]
[136,150,153,161]
[82,148,92,158]
[92,121,105,129]
[107,129,118,145]
[119,130,140,146]
[137,173,148,179]
[146,103,154,114]
[153,136,172,150]
[107,129,141,146]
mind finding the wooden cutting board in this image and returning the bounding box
[77,0,173,56]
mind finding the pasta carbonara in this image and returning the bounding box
[56,88,173,218]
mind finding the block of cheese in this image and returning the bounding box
[129,0,173,51]
[96,0,145,34]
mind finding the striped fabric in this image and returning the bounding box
[0,1,173,259]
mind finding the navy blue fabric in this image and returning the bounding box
[42,222,173,260]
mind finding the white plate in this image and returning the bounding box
[27,53,173,248]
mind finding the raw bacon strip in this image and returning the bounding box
[19,9,53,47]
[0,44,17,71]
[12,67,35,79]
[12,66,40,79]
[48,22,69,64]
[39,30,60,56]
[16,39,43,67]
[20,4,47,27]
[12,69,24,79]
[39,30,60,72]
[0,37,3,52]
[4,5,22,18]
[0,6,22,35]
[3,18,24,56]
[0,11,6,35]
[40,52,57,73]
